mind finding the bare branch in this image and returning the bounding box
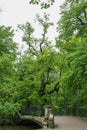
[40,31,46,53]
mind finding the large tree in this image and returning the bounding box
[17,14,60,111]
[56,0,87,116]
[0,26,20,124]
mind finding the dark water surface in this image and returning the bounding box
[0,125,39,130]
[0,117,42,130]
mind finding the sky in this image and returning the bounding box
[0,0,65,51]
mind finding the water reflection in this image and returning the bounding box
[0,117,42,130]
[0,125,41,130]
[0,125,36,130]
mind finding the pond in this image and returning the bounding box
[0,125,41,130]
[0,126,32,130]
[0,120,42,130]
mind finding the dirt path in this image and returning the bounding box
[54,116,87,130]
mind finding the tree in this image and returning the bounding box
[56,0,87,116]
[56,0,87,45]
[0,26,17,83]
[0,26,20,124]
[17,14,60,110]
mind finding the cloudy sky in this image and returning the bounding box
[0,0,64,50]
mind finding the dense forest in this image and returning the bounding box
[0,0,87,125]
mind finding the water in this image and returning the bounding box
[0,120,42,130]
[0,115,42,130]
[0,125,40,130]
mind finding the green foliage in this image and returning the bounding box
[0,102,20,124]
[17,14,59,110]
[0,0,87,125]
[57,0,87,45]
[17,44,59,108]
[29,0,55,9]
[0,26,16,55]
[0,26,19,124]
[56,0,87,116]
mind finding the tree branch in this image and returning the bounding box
[84,8,87,20]
[77,17,86,25]
[40,30,46,53]
[47,82,59,95]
